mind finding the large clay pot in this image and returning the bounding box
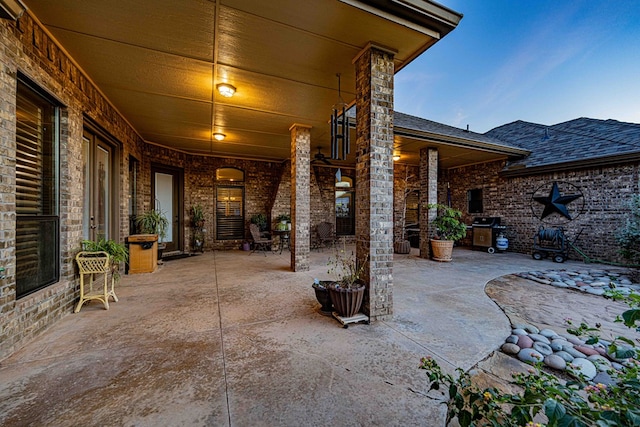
[312,281,333,315]
[328,281,365,318]
[430,239,454,262]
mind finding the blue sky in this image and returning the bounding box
[395,0,640,133]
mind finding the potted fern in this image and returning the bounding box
[427,203,467,262]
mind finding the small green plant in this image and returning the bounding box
[420,293,640,427]
[250,213,268,232]
[136,209,169,240]
[81,238,128,281]
[427,203,467,241]
[276,213,291,223]
[616,194,640,264]
[190,204,205,228]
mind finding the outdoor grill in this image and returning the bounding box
[471,217,506,253]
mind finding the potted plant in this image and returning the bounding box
[312,278,334,315]
[394,168,416,254]
[324,239,367,318]
[275,213,290,231]
[135,209,170,258]
[427,203,467,262]
[81,238,129,282]
[190,205,205,252]
[250,213,268,232]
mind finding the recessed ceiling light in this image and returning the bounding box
[213,133,226,141]
[216,83,236,98]
[393,154,401,161]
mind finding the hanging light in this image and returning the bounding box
[330,73,350,160]
[216,83,236,98]
[213,132,226,141]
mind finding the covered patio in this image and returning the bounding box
[0,248,584,425]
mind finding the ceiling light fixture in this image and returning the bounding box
[330,73,350,160]
[216,83,236,98]
[393,154,401,161]
[213,132,226,141]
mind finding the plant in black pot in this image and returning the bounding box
[325,239,367,318]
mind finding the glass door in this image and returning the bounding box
[83,130,115,241]
[152,165,183,253]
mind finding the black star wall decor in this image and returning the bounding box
[533,181,582,220]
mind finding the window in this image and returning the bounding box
[15,77,60,298]
[468,188,483,214]
[335,175,354,235]
[216,168,244,240]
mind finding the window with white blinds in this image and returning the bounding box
[216,186,244,240]
[15,78,59,298]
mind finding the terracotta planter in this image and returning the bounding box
[328,281,365,318]
[312,281,333,315]
[430,239,454,262]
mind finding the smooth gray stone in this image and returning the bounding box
[539,328,559,339]
[518,348,544,364]
[544,354,566,370]
[551,281,569,288]
[533,341,553,356]
[501,343,520,355]
[587,355,612,372]
[528,333,550,344]
[564,279,576,286]
[562,335,585,346]
[562,345,587,359]
[523,324,540,334]
[590,281,607,287]
[568,358,597,380]
[586,288,606,296]
[592,371,617,387]
[511,328,528,336]
[505,335,519,344]
[555,351,575,362]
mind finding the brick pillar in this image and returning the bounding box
[354,43,396,321]
[419,147,438,259]
[289,123,312,271]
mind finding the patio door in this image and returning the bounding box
[152,165,183,253]
[83,128,118,241]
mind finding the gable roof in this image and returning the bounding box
[485,118,640,176]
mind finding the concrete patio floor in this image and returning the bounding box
[0,246,584,426]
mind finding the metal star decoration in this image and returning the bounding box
[533,181,582,220]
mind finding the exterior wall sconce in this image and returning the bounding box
[330,73,350,160]
[216,83,236,98]
[213,133,226,141]
[0,0,27,20]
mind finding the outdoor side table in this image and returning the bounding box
[75,251,118,313]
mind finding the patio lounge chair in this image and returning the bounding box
[249,223,273,256]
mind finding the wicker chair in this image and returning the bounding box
[75,251,118,312]
[249,223,273,256]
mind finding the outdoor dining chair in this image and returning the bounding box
[249,223,273,256]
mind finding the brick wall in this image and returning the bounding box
[0,14,143,361]
[443,160,640,262]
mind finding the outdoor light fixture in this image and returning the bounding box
[0,0,27,20]
[393,154,401,161]
[216,83,236,98]
[330,73,350,160]
[213,132,226,141]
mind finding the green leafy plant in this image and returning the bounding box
[427,203,467,241]
[276,213,291,223]
[420,293,640,427]
[81,238,129,281]
[616,194,640,264]
[190,204,205,228]
[250,213,268,232]
[135,209,169,241]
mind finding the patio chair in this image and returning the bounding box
[315,221,336,251]
[249,223,273,256]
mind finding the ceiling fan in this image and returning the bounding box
[311,147,332,165]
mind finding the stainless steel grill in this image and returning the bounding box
[471,217,506,253]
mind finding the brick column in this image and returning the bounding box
[289,123,312,271]
[354,43,396,321]
[419,147,438,259]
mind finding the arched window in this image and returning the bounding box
[335,175,354,235]
[216,168,245,240]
